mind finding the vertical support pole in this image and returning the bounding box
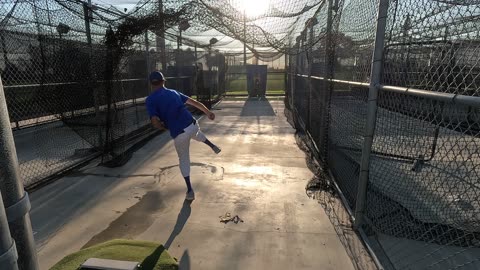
[290,68,294,109]
[145,31,150,76]
[306,19,315,131]
[0,188,18,270]
[194,44,197,61]
[84,0,103,150]
[354,0,389,228]
[177,31,181,51]
[0,76,38,270]
[84,1,92,46]
[194,44,198,95]
[291,42,297,112]
[0,94,18,269]
[284,52,288,94]
[142,31,150,126]
[243,9,247,66]
[158,0,167,71]
[252,36,256,65]
[321,0,335,163]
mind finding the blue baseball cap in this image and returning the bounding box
[149,71,165,82]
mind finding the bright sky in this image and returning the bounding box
[92,0,285,66]
[92,0,137,12]
[93,0,272,17]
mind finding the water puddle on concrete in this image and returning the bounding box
[191,162,224,181]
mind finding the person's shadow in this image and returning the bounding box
[164,200,192,249]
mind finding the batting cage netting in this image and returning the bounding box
[1,0,479,269]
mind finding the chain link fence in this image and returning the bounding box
[286,0,480,269]
[1,0,226,189]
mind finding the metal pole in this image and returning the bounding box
[243,9,247,66]
[291,41,296,110]
[0,75,38,270]
[306,19,315,131]
[143,31,150,125]
[284,52,288,93]
[194,44,197,61]
[354,0,390,228]
[320,0,335,162]
[84,0,104,151]
[252,38,255,65]
[145,31,150,75]
[158,0,167,71]
[83,0,103,151]
[84,0,92,45]
[0,188,18,269]
[177,31,181,51]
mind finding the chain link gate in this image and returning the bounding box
[286,0,480,269]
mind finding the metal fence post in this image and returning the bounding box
[158,0,167,71]
[0,190,18,270]
[145,31,150,75]
[284,52,288,94]
[354,0,389,228]
[0,76,38,269]
[307,20,314,131]
[320,0,335,163]
[84,0,104,150]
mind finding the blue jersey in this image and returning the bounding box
[145,87,193,138]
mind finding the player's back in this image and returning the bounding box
[146,87,193,138]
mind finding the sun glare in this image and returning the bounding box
[242,0,270,18]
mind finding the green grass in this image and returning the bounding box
[226,89,285,95]
[50,239,178,270]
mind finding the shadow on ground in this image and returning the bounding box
[141,245,168,269]
[31,132,172,249]
[240,97,276,117]
[165,200,192,249]
[179,250,191,270]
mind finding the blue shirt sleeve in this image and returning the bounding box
[145,96,157,119]
[177,91,189,103]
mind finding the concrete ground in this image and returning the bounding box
[30,98,355,270]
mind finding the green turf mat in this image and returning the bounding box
[50,239,178,270]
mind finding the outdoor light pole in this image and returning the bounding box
[0,76,39,270]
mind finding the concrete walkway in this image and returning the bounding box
[30,98,355,270]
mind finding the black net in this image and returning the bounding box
[2,0,479,268]
[0,0,228,186]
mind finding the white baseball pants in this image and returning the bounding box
[174,121,207,177]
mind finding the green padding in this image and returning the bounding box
[50,239,178,270]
